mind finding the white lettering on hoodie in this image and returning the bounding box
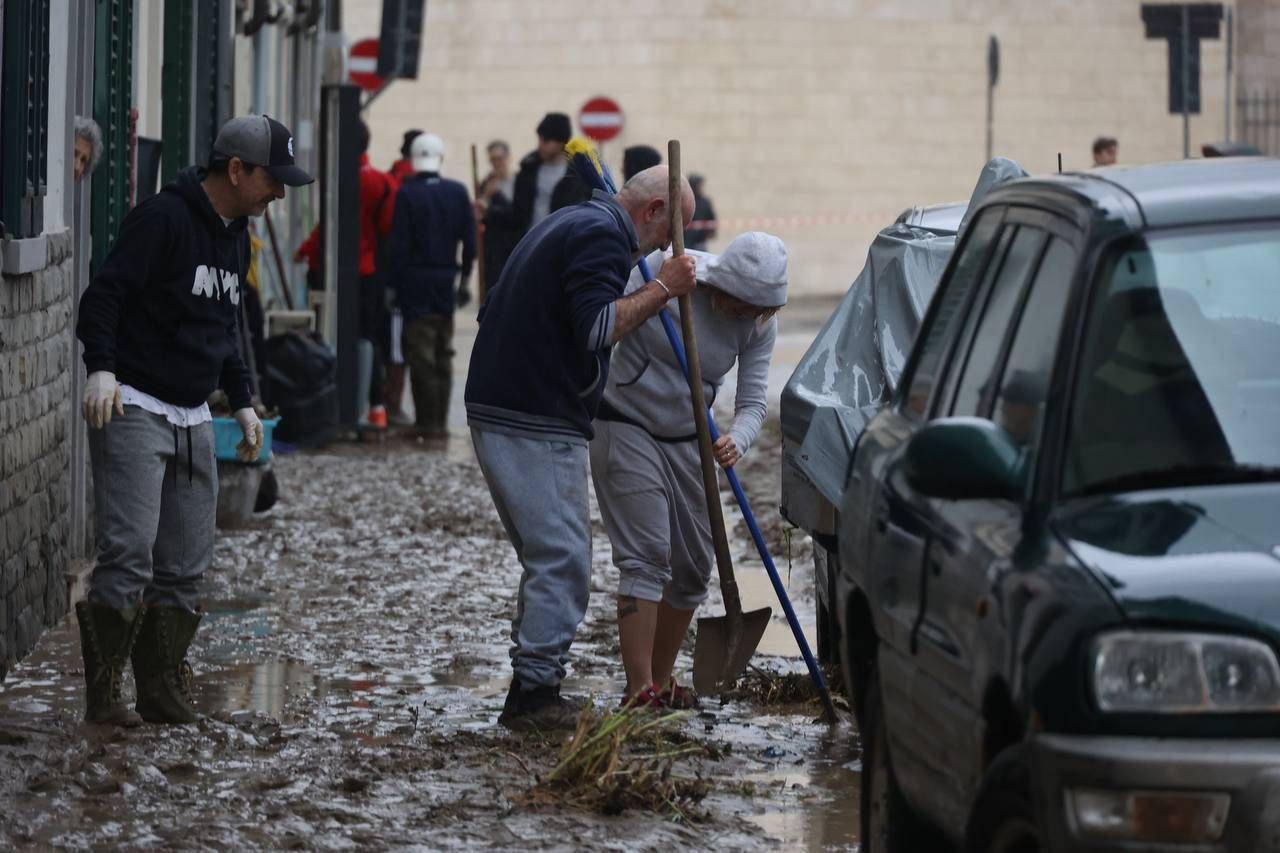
[191,264,240,305]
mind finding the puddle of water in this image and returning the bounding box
[720,714,863,851]
[198,660,316,717]
[736,567,817,658]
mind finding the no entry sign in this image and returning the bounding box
[578,96,624,142]
[349,39,384,91]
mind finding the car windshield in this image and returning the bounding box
[1063,222,1280,496]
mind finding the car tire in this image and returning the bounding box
[813,546,837,664]
[860,667,928,852]
[965,744,1041,853]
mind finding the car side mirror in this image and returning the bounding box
[903,417,1025,501]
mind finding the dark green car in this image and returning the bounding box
[832,159,1280,852]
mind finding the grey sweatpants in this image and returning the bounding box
[87,406,216,612]
[589,419,714,610]
[471,427,591,689]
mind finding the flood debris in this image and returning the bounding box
[723,665,848,710]
[530,706,711,822]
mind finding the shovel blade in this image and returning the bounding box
[692,607,772,695]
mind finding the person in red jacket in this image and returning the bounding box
[388,129,422,182]
[357,121,397,427]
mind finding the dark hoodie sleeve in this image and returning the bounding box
[458,185,477,281]
[76,200,174,374]
[218,237,253,411]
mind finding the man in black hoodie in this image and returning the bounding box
[75,115,313,726]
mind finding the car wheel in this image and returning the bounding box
[813,546,837,664]
[860,667,925,852]
[965,745,1041,853]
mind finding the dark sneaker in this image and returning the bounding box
[658,678,701,710]
[498,679,582,732]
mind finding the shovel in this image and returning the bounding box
[665,141,772,696]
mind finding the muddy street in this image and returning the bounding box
[0,355,864,850]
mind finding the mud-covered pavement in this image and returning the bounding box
[0,299,863,850]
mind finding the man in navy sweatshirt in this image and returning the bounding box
[465,166,697,731]
[75,115,312,726]
[385,133,476,437]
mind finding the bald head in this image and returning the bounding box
[617,165,696,256]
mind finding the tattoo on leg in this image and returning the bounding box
[616,596,640,619]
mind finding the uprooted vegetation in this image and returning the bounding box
[722,666,848,709]
[528,707,714,822]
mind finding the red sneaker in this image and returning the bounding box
[619,684,668,711]
[658,678,700,710]
[367,405,388,429]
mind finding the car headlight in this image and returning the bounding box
[1092,631,1280,713]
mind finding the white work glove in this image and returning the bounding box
[234,407,263,463]
[83,371,123,429]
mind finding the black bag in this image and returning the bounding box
[264,331,339,448]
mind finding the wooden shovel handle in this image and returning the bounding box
[668,140,743,618]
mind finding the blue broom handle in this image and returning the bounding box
[638,257,827,694]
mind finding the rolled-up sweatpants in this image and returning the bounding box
[588,419,714,610]
[87,406,216,612]
[471,426,591,688]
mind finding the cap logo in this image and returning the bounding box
[287,137,294,158]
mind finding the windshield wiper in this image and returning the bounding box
[1076,463,1280,497]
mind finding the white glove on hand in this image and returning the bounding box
[234,407,263,463]
[83,371,123,429]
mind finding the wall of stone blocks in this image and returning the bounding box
[349,0,1244,295]
[0,230,75,680]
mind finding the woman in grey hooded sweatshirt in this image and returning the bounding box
[590,231,788,708]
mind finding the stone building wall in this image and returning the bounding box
[350,0,1237,296]
[0,230,76,680]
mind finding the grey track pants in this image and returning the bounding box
[87,406,216,612]
[470,426,591,689]
[589,419,714,610]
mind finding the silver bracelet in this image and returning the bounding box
[652,278,671,297]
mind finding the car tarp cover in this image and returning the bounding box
[780,157,1027,510]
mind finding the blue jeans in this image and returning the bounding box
[470,427,591,689]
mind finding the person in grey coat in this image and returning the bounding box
[589,231,788,709]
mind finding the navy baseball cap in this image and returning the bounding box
[212,115,314,186]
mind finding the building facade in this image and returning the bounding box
[354,0,1265,294]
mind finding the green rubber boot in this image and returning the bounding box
[132,606,202,724]
[75,601,144,726]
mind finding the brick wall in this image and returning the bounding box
[0,230,75,680]
[350,0,1237,295]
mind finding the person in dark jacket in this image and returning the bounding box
[385,133,476,438]
[465,166,697,731]
[476,140,520,296]
[75,114,312,727]
[684,173,718,251]
[622,144,662,181]
[512,112,586,233]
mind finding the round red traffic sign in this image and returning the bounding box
[349,39,384,91]
[578,96,624,142]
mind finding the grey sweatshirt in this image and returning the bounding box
[601,251,777,454]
